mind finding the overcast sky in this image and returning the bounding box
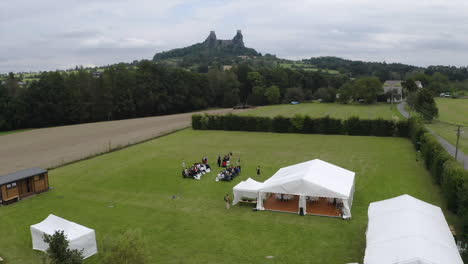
[1,0,468,73]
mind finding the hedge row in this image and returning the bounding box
[408,118,468,245]
[192,114,410,137]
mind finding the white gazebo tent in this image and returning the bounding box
[256,159,355,219]
[31,214,98,259]
[364,195,463,264]
[232,178,263,205]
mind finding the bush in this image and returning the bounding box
[101,229,148,264]
[43,231,83,264]
[395,120,409,137]
[272,116,291,133]
[345,117,368,136]
[370,119,395,137]
[192,114,202,129]
[302,116,316,134]
[291,114,305,133]
[441,160,467,213]
[193,114,409,138]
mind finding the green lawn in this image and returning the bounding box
[242,102,403,120]
[0,128,32,136]
[0,129,458,263]
[426,98,468,153]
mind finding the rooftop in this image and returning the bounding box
[0,167,47,186]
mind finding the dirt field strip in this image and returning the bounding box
[0,108,248,175]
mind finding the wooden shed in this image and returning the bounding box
[0,168,49,205]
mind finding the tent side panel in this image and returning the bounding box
[31,226,48,252]
[71,231,98,259]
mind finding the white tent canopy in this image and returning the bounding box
[232,178,263,205]
[364,195,463,264]
[31,214,98,259]
[256,159,356,218]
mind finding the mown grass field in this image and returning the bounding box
[426,98,468,153]
[0,129,458,264]
[242,102,403,120]
[0,129,31,136]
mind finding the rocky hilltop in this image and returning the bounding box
[153,30,258,66]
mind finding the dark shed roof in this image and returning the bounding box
[0,167,47,186]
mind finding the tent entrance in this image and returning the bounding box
[263,194,299,213]
[306,197,342,218]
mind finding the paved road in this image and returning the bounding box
[0,108,248,175]
[397,102,468,169]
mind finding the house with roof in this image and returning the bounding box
[383,80,403,103]
[0,168,49,205]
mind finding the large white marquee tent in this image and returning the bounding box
[256,159,355,218]
[364,195,463,264]
[31,214,98,259]
[232,159,356,219]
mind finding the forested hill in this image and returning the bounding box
[304,56,468,81]
[153,30,259,67]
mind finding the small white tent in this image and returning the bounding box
[31,214,98,259]
[232,178,263,205]
[256,159,355,218]
[364,195,463,264]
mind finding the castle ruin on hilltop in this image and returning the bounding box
[204,30,245,48]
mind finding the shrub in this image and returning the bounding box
[192,114,202,130]
[302,116,316,134]
[255,116,273,132]
[101,229,148,264]
[315,116,343,134]
[370,119,394,137]
[441,160,467,213]
[200,114,210,130]
[43,230,84,264]
[395,120,409,137]
[272,116,291,133]
[344,117,363,135]
[291,114,305,133]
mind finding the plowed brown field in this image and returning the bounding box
[0,108,247,175]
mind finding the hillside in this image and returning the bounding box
[153,30,259,67]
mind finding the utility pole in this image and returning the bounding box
[455,125,462,160]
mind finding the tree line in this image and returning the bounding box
[0,61,348,131]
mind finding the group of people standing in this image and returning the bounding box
[215,153,242,182]
[217,153,239,168]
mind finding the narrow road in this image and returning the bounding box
[0,108,248,175]
[397,102,468,169]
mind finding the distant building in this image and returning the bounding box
[92,71,103,78]
[222,65,232,71]
[415,80,423,89]
[383,80,403,103]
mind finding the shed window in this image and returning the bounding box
[6,182,16,189]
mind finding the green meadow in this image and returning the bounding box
[0,129,458,263]
[427,98,468,153]
[242,102,403,120]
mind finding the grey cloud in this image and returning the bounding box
[1,0,468,73]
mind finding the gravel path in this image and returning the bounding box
[397,102,468,169]
[0,108,248,175]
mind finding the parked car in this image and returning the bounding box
[440,92,451,98]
